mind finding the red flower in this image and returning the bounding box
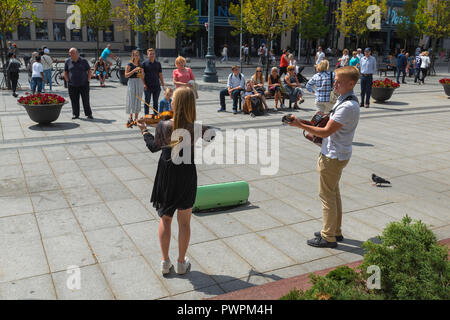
[18,93,65,106]
[439,78,450,85]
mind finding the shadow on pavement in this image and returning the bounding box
[332,236,381,256]
[78,117,116,124]
[352,142,374,147]
[193,203,259,217]
[28,122,80,131]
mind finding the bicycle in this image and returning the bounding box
[107,57,121,79]
[52,61,66,86]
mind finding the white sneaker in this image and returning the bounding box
[161,259,173,275]
[176,257,191,275]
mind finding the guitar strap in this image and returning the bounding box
[329,95,358,116]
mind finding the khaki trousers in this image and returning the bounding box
[315,101,333,113]
[317,153,349,242]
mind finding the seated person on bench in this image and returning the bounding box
[218,65,245,114]
[242,80,265,116]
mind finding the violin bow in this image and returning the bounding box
[134,94,159,115]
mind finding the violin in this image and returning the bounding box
[126,110,174,128]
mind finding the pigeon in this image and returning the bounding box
[372,173,391,186]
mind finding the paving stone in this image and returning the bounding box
[0,274,56,300]
[258,226,334,264]
[84,168,120,186]
[94,183,134,202]
[71,203,119,232]
[19,149,47,164]
[223,233,295,273]
[84,226,140,263]
[0,177,28,196]
[106,199,154,225]
[26,174,60,193]
[196,213,251,239]
[299,256,347,274]
[30,190,70,213]
[257,199,314,224]
[52,264,114,300]
[36,208,81,238]
[0,164,23,180]
[0,238,49,283]
[43,232,96,272]
[189,240,253,283]
[49,159,82,174]
[56,172,90,189]
[228,208,283,232]
[0,152,20,166]
[100,256,169,300]
[122,178,153,199]
[168,285,225,300]
[1,213,41,243]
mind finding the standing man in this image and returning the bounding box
[244,44,250,64]
[64,48,93,120]
[142,48,165,115]
[413,50,422,84]
[396,49,407,84]
[41,48,55,92]
[6,52,21,97]
[287,66,361,248]
[315,46,325,66]
[359,48,377,108]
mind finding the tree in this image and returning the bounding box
[0,0,38,88]
[396,0,419,50]
[415,0,450,54]
[294,0,329,63]
[113,0,198,51]
[335,0,387,48]
[229,0,298,79]
[76,0,112,58]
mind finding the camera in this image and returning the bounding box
[282,114,294,125]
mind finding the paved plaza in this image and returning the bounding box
[0,64,449,300]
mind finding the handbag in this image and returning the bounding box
[303,95,356,146]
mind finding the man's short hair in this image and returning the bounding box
[35,55,41,62]
[334,66,360,84]
[147,48,155,54]
[231,65,239,71]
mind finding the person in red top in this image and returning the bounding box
[279,49,289,77]
[172,56,198,98]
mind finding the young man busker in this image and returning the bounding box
[287,66,360,248]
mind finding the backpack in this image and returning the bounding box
[250,96,264,116]
[7,59,20,73]
[415,56,422,69]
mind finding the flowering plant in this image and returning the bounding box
[439,78,450,85]
[372,78,400,88]
[18,93,66,105]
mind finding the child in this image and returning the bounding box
[31,55,44,94]
[159,87,173,114]
[243,80,264,116]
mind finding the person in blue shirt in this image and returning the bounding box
[349,51,360,68]
[359,48,377,108]
[101,44,118,71]
[159,87,173,114]
[396,49,407,84]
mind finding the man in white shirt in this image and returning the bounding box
[357,48,363,61]
[41,49,55,92]
[288,66,360,248]
[315,46,325,66]
[218,65,245,114]
[31,55,44,94]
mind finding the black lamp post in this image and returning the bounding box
[203,0,218,82]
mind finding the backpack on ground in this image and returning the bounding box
[250,96,264,116]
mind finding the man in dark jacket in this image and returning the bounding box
[396,49,407,84]
[7,52,21,97]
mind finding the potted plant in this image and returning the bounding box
[371,78,400,102]
[439,78,450,96]
[18,93,67,124]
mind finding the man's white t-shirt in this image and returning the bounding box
[321,92,360,161]
[32,62,43,78]
[316,51,325,65]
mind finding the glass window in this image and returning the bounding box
[53,22,66,41]
[87,27,97,42]
[36,21,49,40]
[103,25,114,42]
[71,28,83,41]
[18,24,31,40]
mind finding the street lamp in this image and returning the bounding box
[203,0,218,82]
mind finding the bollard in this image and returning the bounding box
[193,181,249,212]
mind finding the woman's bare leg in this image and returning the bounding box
[159,215,173,261]
[177,208,192,263]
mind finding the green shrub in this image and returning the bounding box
[359,215,450,300]
[280,216,450,300]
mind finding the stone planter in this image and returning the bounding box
[442,84,450,97]
[371,87,396,102]
[19,102,66,124]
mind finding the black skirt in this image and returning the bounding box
[150,148,197,217]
